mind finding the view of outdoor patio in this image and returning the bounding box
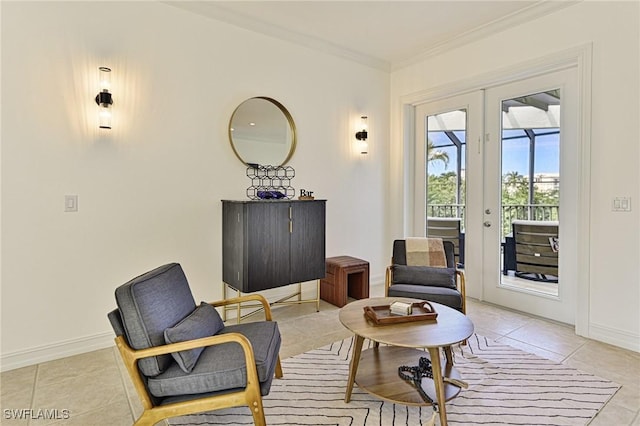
[425,90,560,295]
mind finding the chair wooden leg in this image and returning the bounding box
[133,410,163,426]
[247,390,266,426]
[275,355,283,378]
[249,404,266,426]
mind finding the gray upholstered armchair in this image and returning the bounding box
[385,239,466,314]
[107,263,283,426]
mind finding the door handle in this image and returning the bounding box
[485,209,492,214]
[484,221,492,227]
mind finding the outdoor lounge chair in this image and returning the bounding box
[512,220,559,282]
[427,217,464,267]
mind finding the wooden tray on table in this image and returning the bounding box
[363,301,438,325]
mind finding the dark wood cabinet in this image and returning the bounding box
[222,200,326,293]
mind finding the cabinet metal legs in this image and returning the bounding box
[221,280,321,322]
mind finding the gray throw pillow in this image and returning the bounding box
[392,265,457,289]
[164,302,225,373]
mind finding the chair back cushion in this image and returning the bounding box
[392,265,456,289]
[107,308,127,340]
[164,302,225,373]
[387,284,463,311]
[115,263,196,377]
[393,240,455,268]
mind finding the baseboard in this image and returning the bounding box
[2,275,388,371]
[1,331,115,372]
[589,322,640,353]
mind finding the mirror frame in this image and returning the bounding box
[228,96,297,166]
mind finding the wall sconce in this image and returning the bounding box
[95,67,113,129]
[355,115,368,154]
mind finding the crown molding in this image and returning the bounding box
[163,1,580,74]
[163,1,391,72]
[391,0,581,71]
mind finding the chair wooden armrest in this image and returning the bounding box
[209,294,274,321]
[384,265,393,296]
[114,332,262,416]
[455,269,466,314]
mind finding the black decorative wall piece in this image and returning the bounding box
[246,164,295,200]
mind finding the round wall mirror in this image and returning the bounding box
[228,97,296,166]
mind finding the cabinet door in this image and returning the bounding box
[222,202,244,290]
[290,201,326,283]
[246,202,291,291]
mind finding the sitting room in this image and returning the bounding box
[2,1,639,425]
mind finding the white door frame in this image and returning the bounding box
[398,44,592,336]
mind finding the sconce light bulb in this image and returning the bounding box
[360,141,369,155]
[360,115,368,130]
[99,67,111,91]
[99,106,112,129]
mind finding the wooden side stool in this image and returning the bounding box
[320,256,369,307]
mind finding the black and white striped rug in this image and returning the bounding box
[170,334,620,425]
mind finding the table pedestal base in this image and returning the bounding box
[346,343,462,425]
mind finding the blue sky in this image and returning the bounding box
[428,130,560,176]
[502,131,559,175]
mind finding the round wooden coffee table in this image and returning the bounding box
[339,297,474,426]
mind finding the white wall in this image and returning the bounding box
[0,1,390,370]
[390,1,639,351]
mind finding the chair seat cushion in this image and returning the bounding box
[148,321,281,398]
[164,302,225,373]
[392,265,456,289]
[388,284,463,312]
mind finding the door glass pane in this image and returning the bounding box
[500,90,560,296]
[425,109,466,267]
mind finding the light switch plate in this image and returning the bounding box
[612,197,631,212]
[64,195,78,212]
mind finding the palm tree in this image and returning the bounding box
[427,139,449,169]
[502,171,528,200]
[426,139,454,218]
[503,171,523,185]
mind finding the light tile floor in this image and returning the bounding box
[2,286,639,425]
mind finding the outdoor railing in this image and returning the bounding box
[501,204,559,223]
[428,204,559,236]
[427,204,466,219]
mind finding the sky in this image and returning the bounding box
[428,130,560,176]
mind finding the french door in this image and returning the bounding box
[414,92,484,299]
[483,69,578,324]
[414,69,579,323]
